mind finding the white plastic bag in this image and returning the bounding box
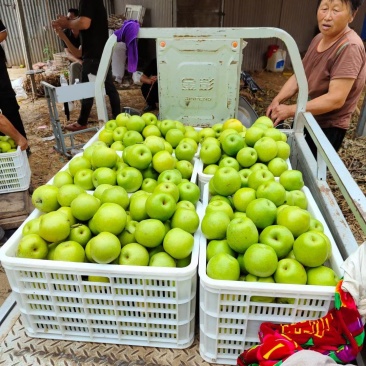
[11,77,27,100]
[111,42,127,83]
[132,71,143,85]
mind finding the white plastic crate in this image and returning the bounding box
[0,146,31,194]
[196,159,210,201]
[0,204,202,348]
[82,128,101,149]
[198,186,344,365]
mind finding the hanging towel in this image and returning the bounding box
[114,20,140,73]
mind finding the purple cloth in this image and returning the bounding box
[114,20,140,73]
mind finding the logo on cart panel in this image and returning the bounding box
[182,77,214,103]
[182,78,214,91]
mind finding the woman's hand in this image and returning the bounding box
[149,75,158,84]
[266,100,280,119]
[140,74,157,85]
[267,103,296,126]
[266,74,298,125]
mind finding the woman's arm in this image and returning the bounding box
[306,78,355,115]
[266,74,299,124]
[268,78,355,126]
[273,74,299,105]
[0,114,28,151]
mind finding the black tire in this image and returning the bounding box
[237,97,258,128]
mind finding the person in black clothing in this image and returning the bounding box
[0,19,27,140]
[140,58,159,112]
[52,0,121,131]
[55,8,82,85]
[54,8,82,110]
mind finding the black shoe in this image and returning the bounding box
[143,104,156,113]
[65,122,88,132]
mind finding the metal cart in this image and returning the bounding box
[41,81,99,158]
[0,27,365,365]
[94,27,365,258]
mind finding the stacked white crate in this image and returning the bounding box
[0,203,202,348]
[0,147,31,194]
[198,183,344,364]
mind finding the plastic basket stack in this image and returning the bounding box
[0,147,31,194]
[0,147,202,349]
[0,126,346,364]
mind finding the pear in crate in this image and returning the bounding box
[32,185,60,213]
[53,241,85,263]
[39,211,70,243]
[17,234,48,259]
[207,253,240,281]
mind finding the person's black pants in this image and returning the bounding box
[0,60,27,138]
[141,82,159,106]
[305,127,347,157]
[78,58,121,126]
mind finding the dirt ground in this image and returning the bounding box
[0,68,365,307]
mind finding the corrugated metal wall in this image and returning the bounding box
[3,0,366,69]
[112,0,366,70]
[176,0,222,27]
[224,0,280,71]
[1,0,113,66]
[1,2,23,67]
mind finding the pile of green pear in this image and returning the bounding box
[15,112,204,276]
[199,116,290,177]
[198,116,339,301]
[0,135,18,153]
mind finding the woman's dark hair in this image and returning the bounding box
[68,8,79,16]
[317,0,364,14]
[349,0,364,12]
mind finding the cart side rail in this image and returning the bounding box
[291,111,366,259]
